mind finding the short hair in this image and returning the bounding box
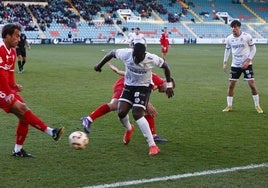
[131,28,134,31]
[230,20,241,27]
[1,23,21,38]
[133,43,146,54]
[135,27,140,31]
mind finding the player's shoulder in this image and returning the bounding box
[115,48,133,58]
[241,31,252,38]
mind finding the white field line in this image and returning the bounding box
[83,163,268,188]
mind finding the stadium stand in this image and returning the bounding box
[0,0,267,43]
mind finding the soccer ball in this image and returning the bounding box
[69,131,89,149]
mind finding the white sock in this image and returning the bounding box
[136,117,155,147]
[252,94,260,106]
[45,127,53,136]
[227,96,233,107]
[119,114,132,130]
[14,144,23,153]
[87,116,93,122]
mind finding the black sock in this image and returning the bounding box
[18,61,22,71]
[21,61,25,70]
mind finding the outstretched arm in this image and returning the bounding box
[108,63,125,76]
[94,50,116,72]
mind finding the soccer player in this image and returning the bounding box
[81,63,175,142]
[93,43,174,156]
[0,23,65,157]
[16,31,30,73]
[160,27,170,60]
[222,20,263,113]
[132,27,147,47]
[127,28,135,48]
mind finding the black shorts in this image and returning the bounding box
[16,47,26,57]
[229,65,254,81]
[119,85,151,110]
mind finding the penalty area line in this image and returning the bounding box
[83,163,268,188]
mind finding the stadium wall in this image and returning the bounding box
[29,37,267,45]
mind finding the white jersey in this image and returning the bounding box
[127,32,135,43]
[115,48,164,86]
[225,32,255,68]
[132,33,145,45]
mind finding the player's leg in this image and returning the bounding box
[145,103,168,142]
[17,54,23,73]
[21,54,26,72]
[12,119,32,157]
[10,100,64,140]
[81,90,120,133]
[118,100,134,145]
[223,67,240,112]
[132,86,160,156]
[247,80,263,113]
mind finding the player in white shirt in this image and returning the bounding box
[222,20,263,113]
[127,28,135,47]
[132,27,147,47]
[94,43,174,156]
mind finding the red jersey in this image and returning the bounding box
[160,32,169,47]
[0,44,17,96]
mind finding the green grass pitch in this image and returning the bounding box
[0,44,267,188]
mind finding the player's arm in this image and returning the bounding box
[143,37,147,47]
[243,44,256,69]
[108,63,125,76]
[26,39,30,49]
[223,47,231,73]
[0,69,15,103]
[160,62,174,98]
[94,50,116,72]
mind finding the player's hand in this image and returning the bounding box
[5,94,14,104]
[242,58,250,69]
[14,84,23,92]
[166,88,174,98]
[223,62,227,73]
[94,64,102,72]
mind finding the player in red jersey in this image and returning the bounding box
[81,63,174,142]
[160,27,170,60]
[0,23,64,157]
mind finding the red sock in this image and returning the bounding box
[23,110,48,131]
[16,120,29,145]
[90,104,111,121]
[145,114,156,135]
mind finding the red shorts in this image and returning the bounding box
[112,88,123,99]
[0,92,24,113]
[161,46,169,53]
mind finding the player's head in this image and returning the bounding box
[230,20,241,28]
[1,23,21,48]
[135,27,140,34]
[133,43,146,64]
[230,20,241,36]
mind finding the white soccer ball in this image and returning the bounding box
[69,131,89,149]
